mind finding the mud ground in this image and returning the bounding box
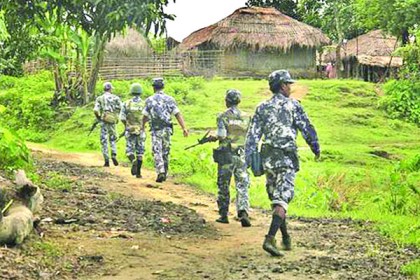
[1,148,418,280]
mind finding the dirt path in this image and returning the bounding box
[27,144,417,280]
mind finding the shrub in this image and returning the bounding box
[0,126,32,170]
[380,79,420,125]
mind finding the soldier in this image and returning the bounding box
[142,78,189,183]
[245,70,320,257]
[93,82,122,167]
[120,83,146,178]
[212,89,251,227]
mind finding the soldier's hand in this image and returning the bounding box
[183,128,189,137]
[314,152,321,162]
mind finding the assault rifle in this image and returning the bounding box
[88,119,100,136]
[116,131,126,143]
[184,130,217,150]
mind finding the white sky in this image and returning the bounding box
[164,0,247,42]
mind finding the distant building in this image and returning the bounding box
[178,7,330,77]
[321,30,402,82]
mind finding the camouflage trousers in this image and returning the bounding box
[125,132,146,159]
[265,168,296,211]
[100,123,117,161]
[217,149,250,217]
[151,128,171,175]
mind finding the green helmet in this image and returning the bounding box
[130,83,143,95]
[268,70,295,88]
[225,89,241,105]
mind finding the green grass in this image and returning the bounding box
[1,74,419,275]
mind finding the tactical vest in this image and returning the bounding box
[101,95,118,124]
[125,99,144,135]
[226,112,250,149]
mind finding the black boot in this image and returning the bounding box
[216,215,229,224]
[263,235,284,257]
[280,218,292,250]
[156,173,166,183]
[164,162,169,177]
[136,160,142,178]
[128,155,136,175]
[104,160,110,167]
[238,210,251,227]
[111,154,119,166]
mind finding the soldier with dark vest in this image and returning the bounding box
[212,89,251,227]
[245,70,320,257]
[93,82,122,167]
[120,83,146,178]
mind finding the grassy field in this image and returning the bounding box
[1,74,419,274]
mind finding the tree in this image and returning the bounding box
[1,0,175,105]
[246,0,300,19]
[354,0,420,45]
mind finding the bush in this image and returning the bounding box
[380,79,420,125]
[0,126,32,171]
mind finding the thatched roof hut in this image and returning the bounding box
[105,28,153,58]
[179,7,330,51]
[178,7,330,77]
[321,30,402,82]
[322,30,402,67]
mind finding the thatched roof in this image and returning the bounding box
[322,30,402,67]
[105,28,153,57]
[179,7,330,51]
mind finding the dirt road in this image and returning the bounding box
[24,144,417,280]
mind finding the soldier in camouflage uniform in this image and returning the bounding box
[142,78,189,183]
[245,70,320,257]
[213,89,251,227]
[94,82,122,167]
[120,83,146,178]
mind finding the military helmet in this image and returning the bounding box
[152,77,164,88]
[225,89,241,104]
[103,82,113,91]
[130,83,143,95]
[268,70,295,88]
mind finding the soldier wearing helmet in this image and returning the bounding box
[120,83,146,178]
[245,70,320,257]
[93,82,122,167]
[142,77,189,183]
[211,89,251,227]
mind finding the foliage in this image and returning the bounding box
[380,79,420,125]
[246,0,299,19]
[0,126,32,171]
[1,0,176,105]
[354,0,420,44]
[0,72,57,141]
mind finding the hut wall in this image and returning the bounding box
[222,47,317,77]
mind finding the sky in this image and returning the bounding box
[164,0,247,42]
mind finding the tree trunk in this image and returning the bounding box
[88,37,107,100]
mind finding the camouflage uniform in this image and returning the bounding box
[94,91,122,161]
[216,106,250,218]
[120,96,146,159]
[245,82,319,211]
[142,90,180,175]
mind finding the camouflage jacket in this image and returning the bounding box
[142,91,180,131]
[217,106,250,149]
[93,92,122,115]
[245,91,319,160]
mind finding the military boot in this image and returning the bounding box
[282,234,292,251]
[127,155,136,175]
[104,160,110,167]
[263,235,284,257]
[136,160,142,178]
[111,154,119,166]
[215,215,229,224]
[156,173,166,183]
[238,210,251,227]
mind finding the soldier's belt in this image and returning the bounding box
[151,122,173,131]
